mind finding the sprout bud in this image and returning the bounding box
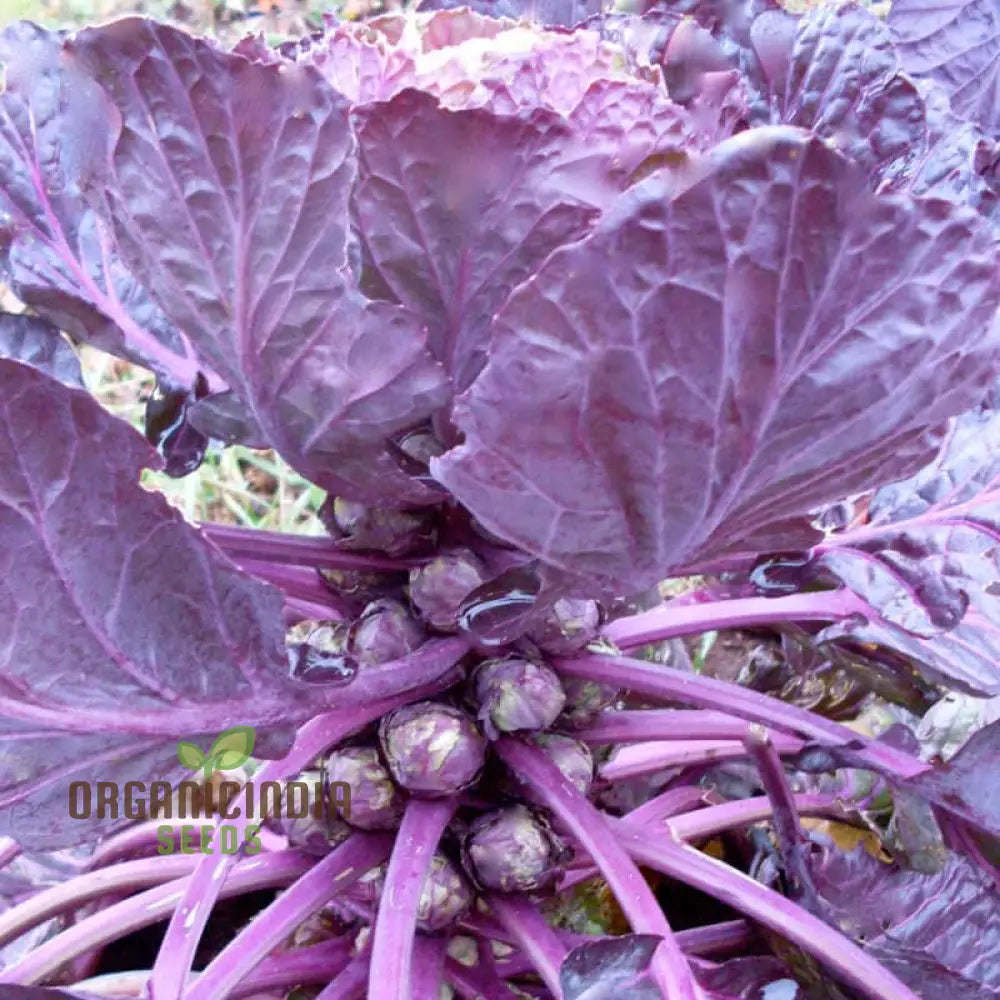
[409,549,487,631]
[349,598,425,667]
[379,702,486,797]
[473,658,565,737]
[325,746,405,831]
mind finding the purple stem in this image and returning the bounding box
[612,818,922,1000]
[556,653,928,779]
[189,834,392,1000]
[624,786,707,826]
[85,821,181,870]
[495,737,701,1000]
[0,838,21,870]
[445,958,518,1000]
[487,893,567,999]
[0,854,201,950]
[235,558,347,609]
[200,523,418,571]
[668,793,843,842]
[412,936,447,1000]
[368,798,457,1000]
[150,650,463,1000]
[744,726,814,898]
[0,851,313,985]
[575,709,807,747]
[599,738,801,781]
[603,588,863,650]
[285,597,345,625]
[315,951,371,1000]
[229,938,354,999]
[674,919,754,958]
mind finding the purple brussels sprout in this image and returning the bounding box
[284,620,358,685]
[348,598,426,667]
[531,734,594,796]
[529,598,601,655]
[417,853,473,932]
[408,548,487,631]
[320,496,436,556]
[462,805,568,893]
[379,702,487,797]
[473,658,566,737]
[325,746,405,831]
[276,771,351,856]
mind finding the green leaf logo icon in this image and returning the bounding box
[177,741,207,774]
[177,727,255,779]
[209,726,256,773]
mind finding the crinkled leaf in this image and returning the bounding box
[889,0,1000,139]
[694,957,803,1000]
[560,934,662,1000]
[415,0,602,29]
[816,407,1000,694]
[0,360,347,848]
[905,719,1000,839]
[68,20,448,505]
[811,847,1000,998]
[436,127,1000,593]
[0,314,82,387]
[354,89,680,388]
[0,22,202,389]
[916,690,1000,763]
[754,4,926,183]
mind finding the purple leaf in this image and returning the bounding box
[811,847,1000,998]
[906,719,1000,839]
[756,4,927,183]
[0,360,349,848]
[415,0,603,29]
[0,22,203,389]
[560,934,663,1000]
[68,20,449,505]
[816,408,1000,694]
[0,315,82,387]
[353,89,653,389]
[436,127,1000,593]
[694,957,803,1000]
[889,0,1000,139]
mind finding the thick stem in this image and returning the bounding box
[668,793,843,841]
[412,936,447,1000]
[189,834,392,1000]
[368,798,457,1000]
[0,854,201,950]
[744,726,814,898]
[150,651,463,1000]
[495,737,701,1000]
[229,939,354,999]
[574,709,806,748]
[235,558,347,609]
[0,838,21,870]
[445,958,519,1000]
[285,597,346,625]
[85,821,181,870]
[0,851,313,985]
[604,589,863,649]
[556,653,928,779]
[315,951,371,1000]
[611,819,921,1000]
[200,523,418,571]
[487,893,566,999]
[599,737,802,781]
[624,786,706,826]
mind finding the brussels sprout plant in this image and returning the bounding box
[0,0,999,997]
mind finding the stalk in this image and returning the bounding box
[229,939,354,999]
[188,834,392,1000]
[412,937,447,1000]
[150,649,464,1000]
[744,725,814,898]
[556,652,928,779]
[368,798,456,1000]
[574,709,806,748]
[315,951,371,1000]
[495,737,701,1000]
[0,854,201,949]
[200,522,418,571]
[603,589,864,650]
[0,850,313,985]
[599,738,801,781]
[487,893,567,999]
[611,819,922,1000]
[624,786,706,826]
